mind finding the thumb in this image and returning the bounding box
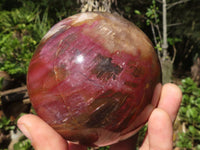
[17,114,68,150]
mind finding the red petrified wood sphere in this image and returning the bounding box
[27,12,162,147]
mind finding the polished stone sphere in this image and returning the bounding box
[27,12,162,147]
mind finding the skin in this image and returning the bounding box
[17,83,182,150]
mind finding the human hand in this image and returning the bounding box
[109,83,182,150]
[17,83,182,150]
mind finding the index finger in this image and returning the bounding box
[158,83,182,122]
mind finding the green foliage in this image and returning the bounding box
[0,116,15,132]
[167,37,182,46]
[98,146,110,150]
[14,137,33,150]
[0,77,4,90]
[0,0,79,77]
[134,10,141,15]
[33,0,78,22]
[145,0,159,26]
[177,77,200,149]
[136,124,148,148]
[134,0,163,54]
[155,42,162,51]
[0,1,51,76]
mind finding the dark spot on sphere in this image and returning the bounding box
[91,54,123,81]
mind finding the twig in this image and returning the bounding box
[0,86,27,96]
[167,22,182,27]
[150,22,158,47]
[171,45,177,63]
[156,0,163,3]
[0,86,29,106]
[155,24,162,44]
[22,98,31,104]
[0,97,30,106]
[167,0,190,10]
[0,133,10,143]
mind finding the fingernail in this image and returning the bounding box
[18,123,32,141]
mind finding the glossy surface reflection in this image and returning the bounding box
[27,12,162,147]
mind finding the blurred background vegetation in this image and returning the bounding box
[0,0,200,149]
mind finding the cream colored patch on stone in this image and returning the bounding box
[43,12,155,60]
[82,16,154,58]
[42,24,69,41]
[70,12,98,26]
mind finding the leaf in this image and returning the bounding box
[176,132,193,148]
[14,138,32,150]
[0,123,3,128]
[167,37,182,45]
[125,6,131,13]
[187,107,198,119]
[134,10,141,15]
[189,125,197,135]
